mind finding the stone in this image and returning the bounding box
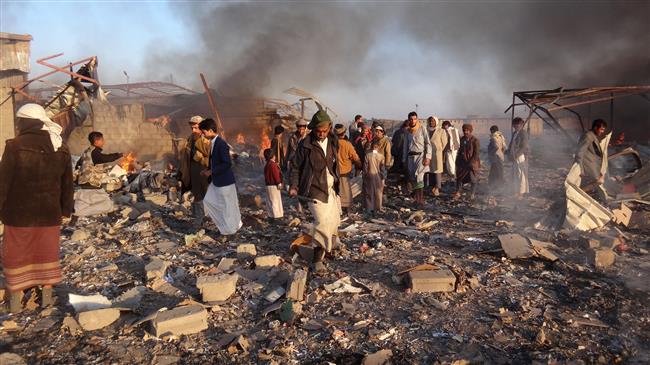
[0,353,27,365]
[145,194,168,206]
[145,257,170,281]
[196,274,238,302]
[408,269,456,293]
[612,203,632,226]
[217,258,237,272]
[297,245,315,262]
[498,234,534,259]
[286,269,308,301]
[236,244,257,259]
[254,255,281,269]
[62,316,83,335]
[71,230,90,242]
[588,248,616,269]
[112,286,148,310]
[363,349,393,365]
[77,308,121,331]
[153,355,181,365]
[155,241,177,252]
[152,305,208,337]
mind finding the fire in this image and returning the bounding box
[236,133,246,144]
[121,152,136,172]
[258,126,272,160]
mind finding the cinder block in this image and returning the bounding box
[254,255,281,268]
[588,248,615,269]
[408,269,456,293]
[196,273,238,302]
[152,305,208,337]
[286,269,308,301]
[216,258,237,272]
[145,257,170,281]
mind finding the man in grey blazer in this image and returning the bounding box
[575,119,607,202]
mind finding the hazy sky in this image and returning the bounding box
[2,1,648,123]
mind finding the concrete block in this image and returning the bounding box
[254,255,281,269]
[152,305,208,337]
[196,273,238,302]
[588,248,615,269]
[286,269,308,301]
[236,244,257,259]
[77,308,120,331]
[146,257,170,281]
[408,269,456,293]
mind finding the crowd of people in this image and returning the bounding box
[0,103,610,312]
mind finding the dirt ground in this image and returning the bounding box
[1,144,649,365]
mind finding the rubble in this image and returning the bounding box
[196,274,238,302]
[152,305,209,337]
[145,257,171,281]
[408,269,456,293]
[236,244,257,259]
[588,248,616,269]
[76,308,121,331]
[286,269,308,301]
[254,255,281,268]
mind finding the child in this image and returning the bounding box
[362,139,386,216]
[263,148,284,220]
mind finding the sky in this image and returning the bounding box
[2,1,649,123]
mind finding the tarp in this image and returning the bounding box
[564,163,613,231]
[74,189,115,217]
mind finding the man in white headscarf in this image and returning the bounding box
[0,104,73,313]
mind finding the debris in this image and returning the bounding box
[216,257,238,271]
[286,269,308,301]
[324,276,365,294]
[70,229,90,242]
[152,305,209,337]
[196,273,238,302]
[362,349,393,365]
[254,255,281,268]
[279,299,302,324]
[498,234,534,258]
[588,248,616,269]
[408,269,456,293]
[564,163,613,231]
[77,308,121,331]
[0,353,27,365]
[236,244,257,259]
[611,203,632,226]
[264,287,286,303]
[145,257,171,281]
[68,293,112,312]
[61,316,83,335]
[112,286,148,310]
[73,189,116,217]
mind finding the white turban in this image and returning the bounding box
[16,103,63,151]
[189,115,203,125]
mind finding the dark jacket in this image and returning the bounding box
[575,130,603,181]
[210,135,236,187]
[506,129,529,161]
[290,133,340,203]
[264,160,282,186]
[91,147,122,165]
[0,120,74,226]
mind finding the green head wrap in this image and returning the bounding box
[308,110,332,130]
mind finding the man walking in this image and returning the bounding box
[199,118,242,235]
[290,110,340,273]
[334,124,361,216]
[454,124,480,200]
[506,117,529,199]
[426,116,448,196]
[179,115,211,227]
[403,111,431,209]
[270,125,286,173]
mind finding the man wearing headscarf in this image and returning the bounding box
[506,117,529,199]
[426,116,449,196]
[488,125,507,190]
[402,111,431,209]
[574,119,608,202]
[179,115,212,227]
[442,120,461,180]
[0,103,74,313]
[270,125,286,173]
[334,124,361,216]
[454,124,481,200]
[290,110,340,273]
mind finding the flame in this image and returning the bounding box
[121,152,136,172]
[236,133,246,144]
[258,126,272,160]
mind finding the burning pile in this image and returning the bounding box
[120,153,136,173]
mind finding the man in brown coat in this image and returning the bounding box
[179,115,212,227]
[0,104,74,312]
[334,124,361,216]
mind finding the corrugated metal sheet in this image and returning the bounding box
[0,32,32,73]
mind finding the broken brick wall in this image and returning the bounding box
[66,102,175,161]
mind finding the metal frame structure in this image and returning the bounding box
[505,86,650,142]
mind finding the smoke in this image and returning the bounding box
[145,1,649,127]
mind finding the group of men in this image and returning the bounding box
[0,102,613,312]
